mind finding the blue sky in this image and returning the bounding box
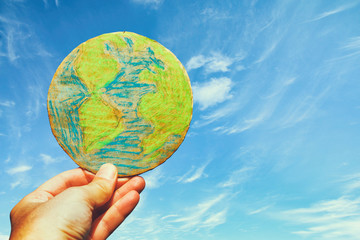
[1,0,360,239]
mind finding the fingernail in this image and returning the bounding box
[97,163,117,180]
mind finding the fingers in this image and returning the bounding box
[94,176,145,217]
[88,190,141,239]
[80,164,118,208]
[109,176,145,208]
[36,168,95,197]
[36,167,131,199]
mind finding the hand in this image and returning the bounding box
[9,163,145,240]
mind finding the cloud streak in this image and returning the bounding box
[0,100,15,107]
[281,196,360,239]
[186,52,242,73]
[7,165,32,175]
[277,171,360,240]
[192,77,233,110]
[170,194,228,230]
[177,161,210,183]
[142,167,164,189]
[218,166,254,188]
[39,153,58,164]
[307,3,358,22]
[130,0,163,8]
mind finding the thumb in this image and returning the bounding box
[81,163,118,208]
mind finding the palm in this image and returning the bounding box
[10,167,145,240]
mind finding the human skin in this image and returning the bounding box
[9,163,145,240]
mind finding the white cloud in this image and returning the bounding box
[206,53,234,73]
[54,0,59,7]
[280,196,360,240]
[42,0,48,7]
[39,153,57,164]
[235,65,246,71]
[0,233,9,240]
[337,173,360,193]
[202,209,227,227]
[115,194,229,239]
[0,14,51,64]
[186,55,208,71]
[5,29,19,62]
[340,36,360,59]
[170,194,228,230]
[194,102,237,127]
[4,156,11,163]
[248,205,271,215]
[200,8,231,21]
[142,167,164,189]
[130,0,163,8]
[186,52,236,73]
[11,180,21,189]
[343,36,360,50]
[0,100,15,107]
[279,86,331,128]
[6,165,32,175]
[254,41,278,64]
[177,161,209,183]
[192,77,233,110]
[307,3,358,22]
[218,166,254,188]
[215,101,275,134]
[278,174,360,240]
[193,82,254,127]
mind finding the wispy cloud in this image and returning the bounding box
[218,166,254,188]
[281,196,360,240]
[42,0,49,8]
[186,52,242,73]
[248,205,271,215]
[6,165,32,175]
[254,40,279,64]
[194,100,239,127]
[170,194,228,230]
[10,180,22,189]
[200,8,231,21]
[0,233,9,240]
[277,172,360,240]
[0,100,15,107]
[307,3,358,22]
[192,77,233,110]
[39,153,58,164]
[0,14,51,63]
[115,194,229,238]
[339,36,360,59]
[337,173,360,193]
[130,0,163,8]
[142,167,164,189]
[0,16,26,63]
[0,12,52,126]
[278,86,331,128]
[193,82,254,128]
[177,161,210,183]
[214,97,277,134]
[54,0,60,7]
[4,156,11,163]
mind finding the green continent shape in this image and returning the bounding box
[78,93,124,153]
[75,34,126,90]
[75,35,128,153]
[136,36,192,157]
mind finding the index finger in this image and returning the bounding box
[36,168,130,197]
[36,168,95,197]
